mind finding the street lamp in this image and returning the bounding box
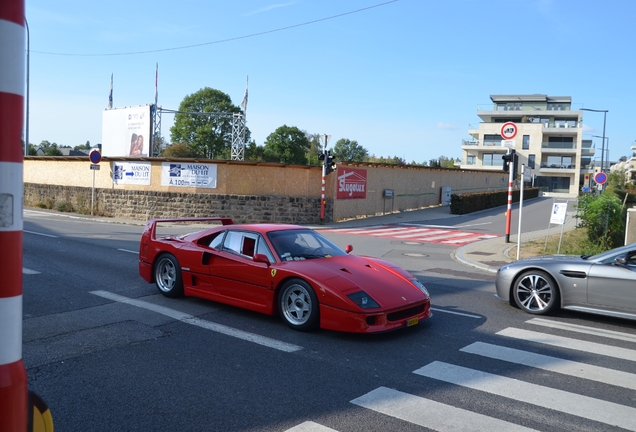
[580,108,608,174]
[591,135,609,171]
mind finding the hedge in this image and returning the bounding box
[450,188,540,215]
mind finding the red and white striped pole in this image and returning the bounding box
[505,159,514,243]
[0,1,28,430]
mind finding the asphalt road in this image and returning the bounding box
[22,209,636,432]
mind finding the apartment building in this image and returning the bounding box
[461,94,595,197]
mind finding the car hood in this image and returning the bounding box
[287,255,427,308]
[518,254,585,264]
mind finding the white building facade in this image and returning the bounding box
[461,94,595,197]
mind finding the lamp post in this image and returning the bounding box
[581,108,608,174]
[591,135,609,172]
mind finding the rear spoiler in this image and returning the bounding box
[144,217,234,241]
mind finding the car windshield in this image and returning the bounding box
[584,242,636,262]
[267,229,346,261]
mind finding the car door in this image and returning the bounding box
[210,230,275,311]
[586,250,636,311]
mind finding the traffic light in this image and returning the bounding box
[320,150,336,175]
[501,150,518,178]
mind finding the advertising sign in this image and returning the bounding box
[549,203,568,225]
[160,162,217,188]
[336,167,367,199]
[113,162,151,185]
[101,105,152,157]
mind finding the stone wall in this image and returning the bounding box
[24,184,332,224]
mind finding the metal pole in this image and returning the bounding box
[0,2,29,430]
[601,111,607,174]
[320,135,327,223]
[516,165,525,260]
[91,169,95,216]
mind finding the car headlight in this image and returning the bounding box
[410,278,429,296]
[347,291,380,309]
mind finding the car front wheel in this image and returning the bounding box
[278,279,319,331]
[154,254,184,298]
[513,270,559,315]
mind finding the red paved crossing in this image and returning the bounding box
[319,225,499,246]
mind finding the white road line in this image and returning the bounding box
[461,342,636,391]
[456,222,494,228]
[351,387,538,432]
[527,318,636,344]
[118,248,138,254]
[90,290,303,353]
[392,229,450,239]
[430,307,481,319]
[285,421,339,432]
[23,230,57,238]
[22,268,40,275]
[420,232,474,241]
[414,361,636,431]
[497,328,636,362]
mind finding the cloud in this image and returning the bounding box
[436,122,459,130]
[244,2,297,16]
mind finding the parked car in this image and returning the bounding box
[138,218,431,333]
[495,243,636,320]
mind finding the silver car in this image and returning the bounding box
[495,242,636,320]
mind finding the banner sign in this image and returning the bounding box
[113,162,151,185]
[336,167,367,199]
[101,105,152,157]
[160,162,217,188]
[549,203,567,225]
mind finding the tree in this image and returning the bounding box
[170,87,249,159]
[37,140,62,156]
[245,140,266,162]
[577,192,625,250]
[263,125,310,164]
[305,132,323,166]
[161,142,199,158]
[332,138,368,162]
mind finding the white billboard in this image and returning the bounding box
[101,105,152,157]
[112,162,151,185]
[160,162,217,188]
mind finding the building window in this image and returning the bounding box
[543,156,573,169]
[536,176,570,193]
[466,155,476,165]
[483,134,502,147]
[528,154,535,169]
[483,153,502,167]
[522,135,530,150]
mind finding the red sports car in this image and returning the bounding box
[138,218,431,333]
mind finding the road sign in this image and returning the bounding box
[90,164,100,170]
[593,172,607,185]
[550,203,567,225]
[502,139,516,149]
[500,122,518,140]
[89,149,101,164]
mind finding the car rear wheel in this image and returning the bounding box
[154,254,184,298]
[278,279,319,331]
[513,270,559,315]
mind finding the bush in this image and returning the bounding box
[56,202,74,212]
[576,193,625,249]
[450,188,539,215]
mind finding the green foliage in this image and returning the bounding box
[366,154,406,165]
[170,87,249,159]
[576,193,625,249]
[162,142,199,158]
[450,188,540,215]
[305,133,323,166]
[263,125,310,164]
[56,201,74,212]
[332,138,368,162]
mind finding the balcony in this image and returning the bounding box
[461,139,507,152]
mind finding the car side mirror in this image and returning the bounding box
[345,244,353,254]
[253,253,271,266]
[615,255,628,266]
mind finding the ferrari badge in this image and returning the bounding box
[271,269,277,277]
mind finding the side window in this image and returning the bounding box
[208,231,225,249]
[222,231,265,260]
[256,235,276,263]
[222,231,244,255]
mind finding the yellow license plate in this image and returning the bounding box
[406,317,419,327]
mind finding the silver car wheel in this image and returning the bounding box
[279,279,319,331]
[154,254,184,297]
[513,270,558,314]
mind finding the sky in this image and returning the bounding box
[23,0,636,164]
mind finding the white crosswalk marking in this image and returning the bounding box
[414,361,636,430]
[351,387,538,432]
[461,341,636,391]
[497,327,636,362]
[284,421,339,432]
[527,317,636,343]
